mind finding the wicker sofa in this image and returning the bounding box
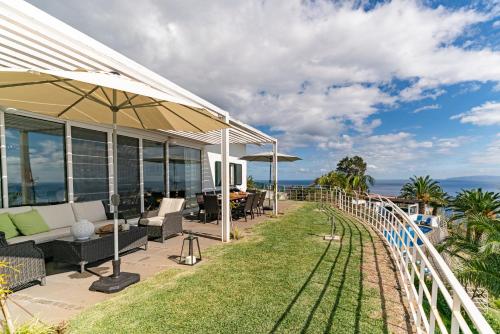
[0,200,125,289]
[139,198,185,243]
[0,232,45,291]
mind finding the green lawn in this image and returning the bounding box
[70,204,393,333]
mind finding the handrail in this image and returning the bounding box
[282,185,494,334]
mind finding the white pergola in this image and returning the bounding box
[0,0,279,242]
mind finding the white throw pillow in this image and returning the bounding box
[35,203,76,230]
[71,200,107,223]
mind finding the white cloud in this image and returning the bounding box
[23,0,500,179]
[413,104,440,113]
[27,0,500,150]
[451,101,500,125]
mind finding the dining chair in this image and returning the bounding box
[195,192,204,219]
[235,193,255,222]
[203,194,220,224]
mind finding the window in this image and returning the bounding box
[215,161,242,186]
[72,127,109,202]
[5,114,67,206]
[234,163,242,185]
[117,135,140,213]
[169,145,201,209]
[215,161,221,187]
[143,140,165,210]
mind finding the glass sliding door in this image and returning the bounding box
[5,114,67,206]
[117,135,140,214]
[71,127,109,203]
[168,145,201,209]
[143,140,165,210]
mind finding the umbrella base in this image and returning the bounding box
[89,272,140,293]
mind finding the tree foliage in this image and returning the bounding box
[438,188,500,298]
[336,156,367,176]
[315,156,374,192]
[400,175,447,214]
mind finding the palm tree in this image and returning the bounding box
[438,189,500,299]
[347,174,375,193]
[400,175,446,214]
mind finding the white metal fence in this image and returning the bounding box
[282,186,494,334]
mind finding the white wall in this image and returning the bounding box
[203,143,247,192]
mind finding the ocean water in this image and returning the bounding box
[263,177,500,196]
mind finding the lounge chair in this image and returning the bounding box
[139,198,185,243]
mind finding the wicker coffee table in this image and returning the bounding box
[52,226,148,273]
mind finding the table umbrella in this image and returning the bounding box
[0,68,228,292]
[239,152,301,185]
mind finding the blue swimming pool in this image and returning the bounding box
[384,225,433,247]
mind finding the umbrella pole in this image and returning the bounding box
[89,102,140,293]
[112,110,120,275]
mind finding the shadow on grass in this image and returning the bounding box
[270,209,411,334]
[323,214,354,334]
[299,217,346,333]
[355,214,413,333]
[269,226,336,333]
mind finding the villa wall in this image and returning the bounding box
[202,144,247,192]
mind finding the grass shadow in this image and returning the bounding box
[323,214,353,334]
[269,218,335,333]
[299,216,345,333]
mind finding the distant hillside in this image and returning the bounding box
[444,175,500,182]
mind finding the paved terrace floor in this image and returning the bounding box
[9,201,413,333]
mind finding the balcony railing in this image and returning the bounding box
[282,186,494,334]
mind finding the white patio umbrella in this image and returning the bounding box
[239,152,301,185]
[0,68,228,292]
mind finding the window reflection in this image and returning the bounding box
[143,140,165,210]
[117,135,140,214]
[169,145,201,209]
[72,127,109,202]
[5,114,67,206]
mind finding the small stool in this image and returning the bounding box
[180,231,202,265]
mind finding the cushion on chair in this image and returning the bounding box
[139,216,164,226]
[158,198,185,216]
[9,209,50,236]
[35,203,76,230]
[71,200,107,222]
[8,227,71,244]
[0,213,19,239]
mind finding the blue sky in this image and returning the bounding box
[29,0,500,181]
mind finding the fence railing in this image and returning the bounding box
[282,186,494,334]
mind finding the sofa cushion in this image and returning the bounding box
[35,203,76,230]
[158,198,184,217]
[8,227,71,245]
[71,201,107,223]
[0,213,19,239]
[0,206,32,215]
[139,216,164,226]
[10,210,50,236]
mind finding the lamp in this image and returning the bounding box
[180,231,202,265]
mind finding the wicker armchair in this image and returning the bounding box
[0,232,46,291]
[139,198,185,243]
